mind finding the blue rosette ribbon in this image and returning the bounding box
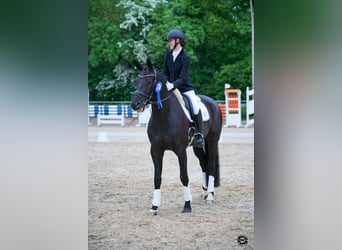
[155,81,163,109]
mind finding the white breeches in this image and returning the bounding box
[183,90,200,115]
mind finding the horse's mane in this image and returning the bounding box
[154,69,167,84]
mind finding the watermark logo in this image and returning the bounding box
[237,235,248,245]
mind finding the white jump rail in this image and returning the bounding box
[245,87,254,127]
[97,114,125,127]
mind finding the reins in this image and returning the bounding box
[149,94,170,105]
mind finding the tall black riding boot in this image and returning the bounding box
[193,111,204,148]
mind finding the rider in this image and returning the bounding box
[163,29,204,148]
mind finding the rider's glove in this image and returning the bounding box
[166,81,174,91]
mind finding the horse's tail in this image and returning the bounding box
[214,152,220,187]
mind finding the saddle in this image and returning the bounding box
[172,89,210,122]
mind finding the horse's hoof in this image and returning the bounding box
[181,207,192,213]
[181,201,192,213]
[149,209,158,216]
[149,205,158,215]
[201,186,208,199]
[206,192,215,204]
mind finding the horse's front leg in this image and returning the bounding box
[150,144,164,214]
[177,149,192,213]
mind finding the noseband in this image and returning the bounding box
[134,69,170,109]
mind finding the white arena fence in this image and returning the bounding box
[89,87,254,127]
[88,102,138,126]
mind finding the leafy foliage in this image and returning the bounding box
[88,0,252,101]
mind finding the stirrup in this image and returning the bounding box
[193,133,204,147]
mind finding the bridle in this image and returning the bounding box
[133,69,170,110]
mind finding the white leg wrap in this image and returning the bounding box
[207,175,215,193]
[152,189,161,207]
[202,172,207,189]
[183,186,192,202]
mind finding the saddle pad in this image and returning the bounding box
[173,89,210,122]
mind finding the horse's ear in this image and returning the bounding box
[147,58,153,70]
[134,60,143,71]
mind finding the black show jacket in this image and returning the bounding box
[163,49,194,93]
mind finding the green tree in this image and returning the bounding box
[88,0,124,100]
[88,0,252,101]
[195,0,252,100]
[89,0,167,101]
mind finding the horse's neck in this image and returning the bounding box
[151,87,173,115]
[150,74,172,114]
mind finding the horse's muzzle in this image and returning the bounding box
[131,99,143,112]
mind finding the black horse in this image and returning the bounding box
[131,59,222,213]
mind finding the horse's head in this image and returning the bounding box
[131,59,162,112]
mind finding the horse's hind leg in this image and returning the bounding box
[176,149,192,213]
[193,146,209,198]
[150,145,164,213]
[205,140,220,203]
[194,139,219,203]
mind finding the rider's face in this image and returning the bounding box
[168,38,175,49]
[168,38,179,50]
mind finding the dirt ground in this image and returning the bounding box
[88,124,254,249]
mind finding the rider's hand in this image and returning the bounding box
[166,81,174,91]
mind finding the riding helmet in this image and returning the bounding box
[166,29,185,41]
